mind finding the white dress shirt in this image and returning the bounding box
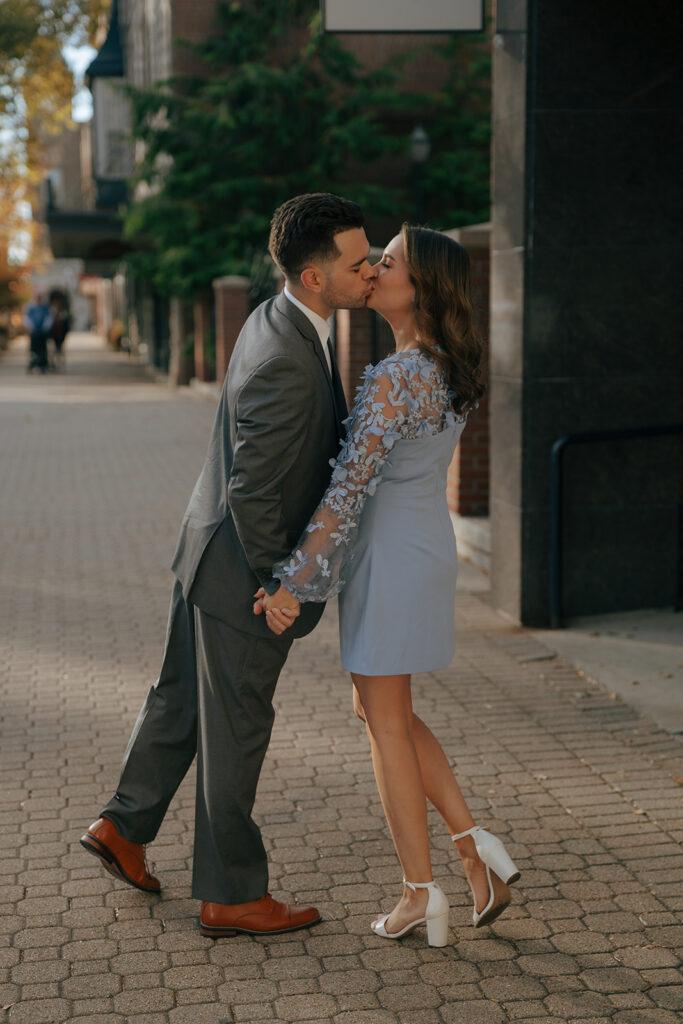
[283,286,333,375]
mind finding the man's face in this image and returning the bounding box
[317,228,377,311]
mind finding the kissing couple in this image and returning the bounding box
[82,193,520,947]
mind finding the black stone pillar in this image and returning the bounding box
[490,0,683,624]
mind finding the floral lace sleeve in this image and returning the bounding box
[272,351,458,602]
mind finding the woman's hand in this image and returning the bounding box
[253,585,300,635]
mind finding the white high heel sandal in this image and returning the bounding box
[371,879,450,947]
[452,825,520,928]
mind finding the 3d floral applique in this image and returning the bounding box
[272,350,460,601]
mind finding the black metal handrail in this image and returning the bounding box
[550,424,683,627]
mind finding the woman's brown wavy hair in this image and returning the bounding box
[402,224,484,417]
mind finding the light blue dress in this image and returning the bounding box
[273,349,467,675]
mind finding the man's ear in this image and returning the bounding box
[300,265,323,293]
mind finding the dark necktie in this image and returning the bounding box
[327,339,349,439]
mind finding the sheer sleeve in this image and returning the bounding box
[272,353,455,602]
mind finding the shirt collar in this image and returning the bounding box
[283,286,331,346]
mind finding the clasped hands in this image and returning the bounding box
[253,584,300,635]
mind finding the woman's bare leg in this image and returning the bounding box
[353,683,490,913]
[351,672,433,933]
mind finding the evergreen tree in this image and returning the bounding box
[123,0,490,299]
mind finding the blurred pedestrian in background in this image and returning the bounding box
[23,293,52,373]
[48,291,72,371]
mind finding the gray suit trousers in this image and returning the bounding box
[101,578,292,903]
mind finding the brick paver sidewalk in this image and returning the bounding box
[1,335,681,1024]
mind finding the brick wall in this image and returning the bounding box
[334,307,378,407]
[213,276,249,384]
[447,390,490,516]
[171,0,219,76]
[193,290,214,382]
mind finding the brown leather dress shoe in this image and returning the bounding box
[200,894,321,937]
[80,817,160,893]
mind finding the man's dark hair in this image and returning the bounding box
[268,193,365,280]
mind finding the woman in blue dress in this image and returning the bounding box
[260,226,520,947]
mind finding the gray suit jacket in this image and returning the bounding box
[171,291,348,638]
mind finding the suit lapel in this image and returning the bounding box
[275,292,347,438]
[274,291,320,347]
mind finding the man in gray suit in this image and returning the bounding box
[82,194,377,936]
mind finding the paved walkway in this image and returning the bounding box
[1,335,681,1024]
[532,613,683,737]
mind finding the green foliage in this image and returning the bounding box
[123,0,491,298]
[422,30,491,227]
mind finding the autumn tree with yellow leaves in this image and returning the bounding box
[0,0,108,280]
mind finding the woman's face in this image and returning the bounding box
[366,233,415,319]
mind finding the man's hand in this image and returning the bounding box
[253,585,300,635]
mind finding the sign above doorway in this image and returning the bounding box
[322,0,484,33]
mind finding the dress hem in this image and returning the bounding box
[341,655,455,677]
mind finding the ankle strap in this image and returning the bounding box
[402,878,436,891]
[451,825,482,841]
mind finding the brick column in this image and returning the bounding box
[445,223,490,517]
[213,276,249,384]
[334,309,352,406]
[168,297,194,386]
[334,307,388,407]
[193,290,214,382]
